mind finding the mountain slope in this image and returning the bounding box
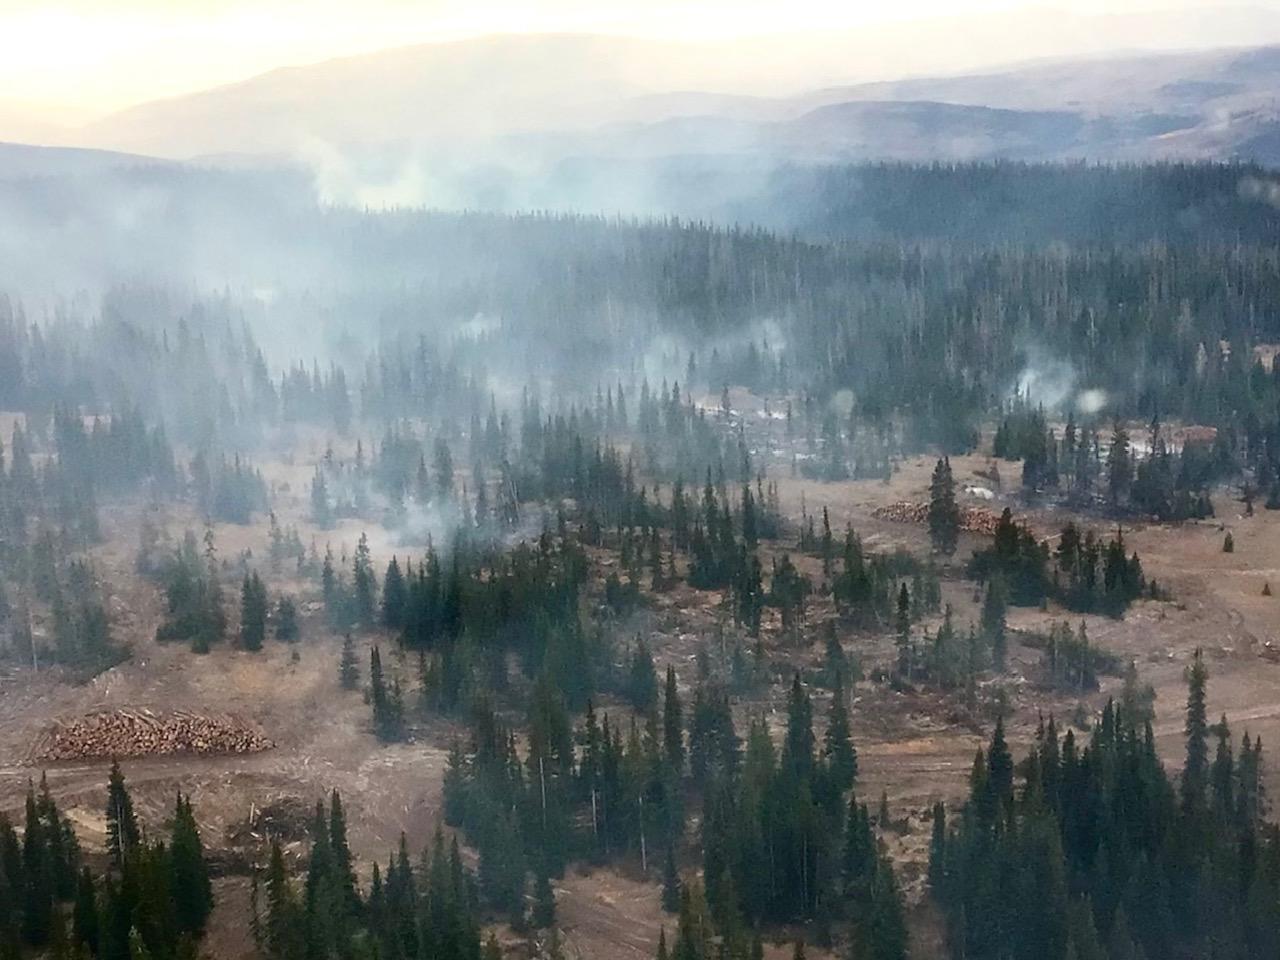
[74,7,1280,160]
[0,141,176,179]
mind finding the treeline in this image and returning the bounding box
[10,162,1280,473]
[0,764,490,960]
[252,792,489,960]
[736,161,1280,246]
[929,651,1280,960]
[967,509,1147,617]
[998,407,1222,520]
[445,666,907,958]
[0,763,212,960]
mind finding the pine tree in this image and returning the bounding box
[782,672,815,782]
[662,843,682,913]
[339,634,359,690]
[1108,424,1132,506]
[823,672,858,792]
[72,866,99,956]
[274,595,299,642]
[928,457,960,556]
[926,801,946,891]
[240,571,268,651]
[894,584,911,679]
[1182,648,1209,814]
[264,840,300,960]
[352,532,377,626]
[20,787,52,947]
[627,637,660,712]
[381,556,407,632]
[105,761,140,868]
[310,469,331,528]
[664,666,685,774]
[369,646,404,741]
[981,576,1008,671]
[170,792,213,937]
[533,865,556,928]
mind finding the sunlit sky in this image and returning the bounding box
[0,0,1271,119]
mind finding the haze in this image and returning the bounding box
[6,0,1280,120]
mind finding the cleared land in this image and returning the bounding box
[3,436,1279,960]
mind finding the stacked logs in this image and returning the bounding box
[872,501,1026,537]
[33,709,273,762]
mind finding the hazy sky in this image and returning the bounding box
[1,0,1273,119]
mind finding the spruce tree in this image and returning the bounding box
[310,469,331,528]
[105,761,140,868]
[170,792,213,937]
[662,843,682,913]
[381,556,407,631]
[928,457,960,556]
[894,584,911,679]
[663,666,685,774]
[823,672,858,792]
[981,576,1008,671]
[627,637,659,712]
[274,595,299,642]
[339,634,359,690]
[72,866,99,956]
[240,571,267,651]
[20,788,52,947]
[352,533,376,626]
[1182,648,1209,814]
[532,865,556,928]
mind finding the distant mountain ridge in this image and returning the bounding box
[48,11,1280,165]
[9,30,1280,188]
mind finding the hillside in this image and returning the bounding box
[67,13,1280,163]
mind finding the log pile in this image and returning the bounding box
[872,501,1027,537]
[33,709,273,762]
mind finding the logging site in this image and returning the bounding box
[5,5,1280,960]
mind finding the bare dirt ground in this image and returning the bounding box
[5,434,1280,960]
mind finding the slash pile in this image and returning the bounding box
[33,709,274,762]
[872,501,1028,537]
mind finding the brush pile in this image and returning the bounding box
[33,709,273,762]
[872,501,1025,536]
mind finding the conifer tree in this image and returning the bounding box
[170,792,213,937]
[380,556,407,632]
[627,637,660,712]
[240,571,268,651]
[823,672,858,792]
[72,866,99,956]
[369,646,404,741]
[662,843,682,914]
[339,634,359,691]
[1182,648,1209,814]
[532,864,556,928]
[274,595,299,642]
[981,576,1008,671]
[105,761,140,868]
[352,532,377,626]
[894,584,911,679]
[664,666,685,774]
[20,788,52,947]
[310,469,331,528]
[928,457,960,555]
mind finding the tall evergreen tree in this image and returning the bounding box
[664,666,685,774]
[928,457,960,556]
[170,792,213,937]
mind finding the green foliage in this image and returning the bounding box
[928,458,960,556]
[931,655,1280,960]
[239,570,268,651]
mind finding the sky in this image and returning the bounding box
[0,0,1274,120]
